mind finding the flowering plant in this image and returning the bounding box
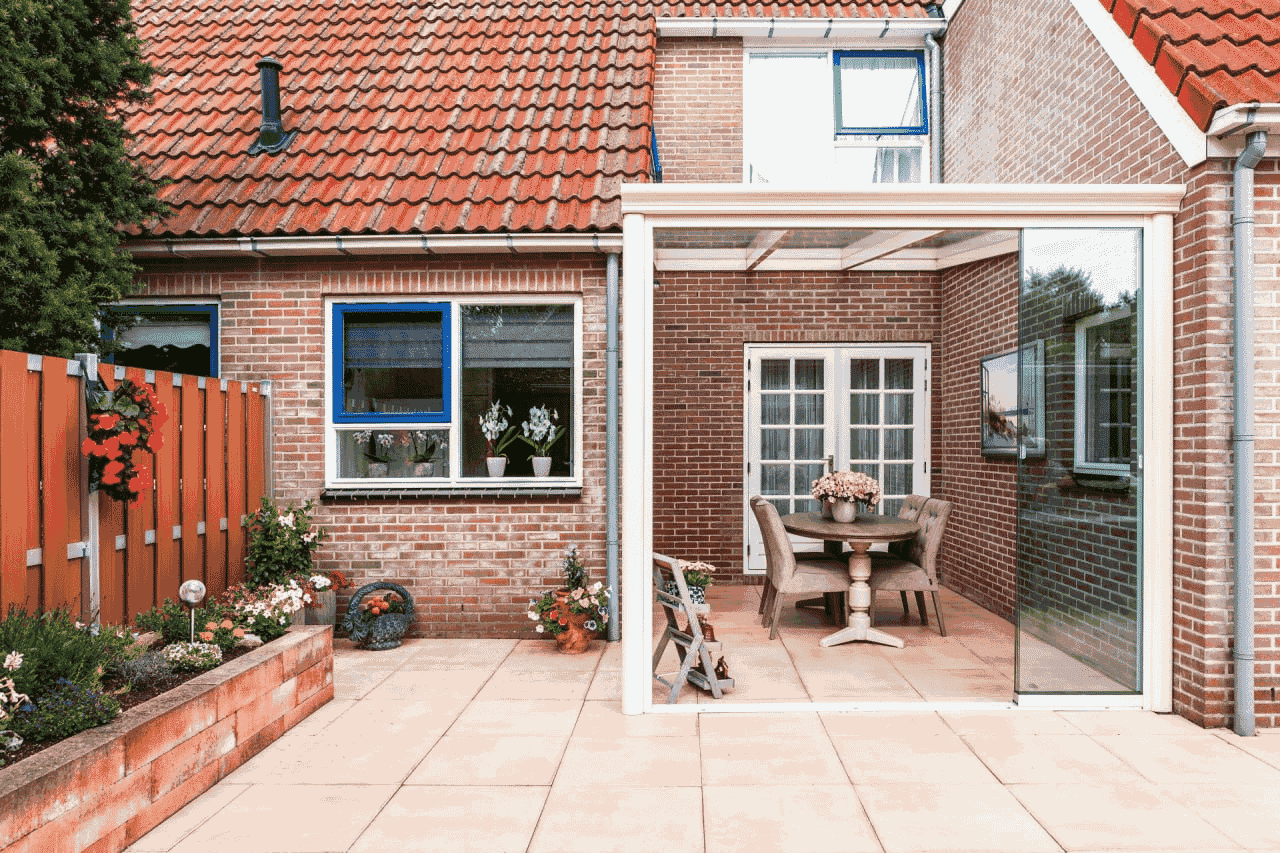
[409,430,446,463]
[196,618,243,653]
[245,496,327,587]
[526,546,611,636]
[81,377,168,508]
[1,652,30,753]
[677,560,716,590]
[340,590,409,641]
[810,470,881,507]
[352,430,395,464]
[478,400,519,458]
[221,582,298,642]
[517,405,565,456]
[163,641,222,672]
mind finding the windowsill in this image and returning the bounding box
[322,483,583,501]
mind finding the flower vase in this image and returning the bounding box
[531,456,552,477]
[367,462,389,477]
[831,498,858,523]
[413,462,434,477]
[552,589,595,654]
[486,456,507,477]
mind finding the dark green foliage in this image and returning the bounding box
[8,678,120,742]
[0,607,129,698]
[135,598,226,646]
[0,0,167,357]
[245,496,327,587]
[118,651,172,690]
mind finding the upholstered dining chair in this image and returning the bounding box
[871,493,930,617]
[750,496,851,640]
[868,497,952,636]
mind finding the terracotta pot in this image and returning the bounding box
[552,589,596,654]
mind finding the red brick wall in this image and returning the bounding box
[945,0,1280,725]
[936,255,1019,620]
[654,37,742,182]
[653,269,942,574]
[134,255,609,638]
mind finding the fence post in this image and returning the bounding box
[75,353,101,627]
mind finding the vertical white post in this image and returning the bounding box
[620,212,654,715]
[75,353,101,627]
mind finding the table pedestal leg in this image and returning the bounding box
[820,545,904,648]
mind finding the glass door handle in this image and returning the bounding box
[826,455,834,473]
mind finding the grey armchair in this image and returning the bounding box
[750,497,851,640]
[868,497,952,636]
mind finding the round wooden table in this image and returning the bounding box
[780,511,919,648]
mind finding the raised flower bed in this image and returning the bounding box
[0,625,333,853]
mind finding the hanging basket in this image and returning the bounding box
[341,581,415,650]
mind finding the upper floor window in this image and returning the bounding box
[106,303,219,377]
[744,49,929,186]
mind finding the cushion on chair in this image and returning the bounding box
[867,557,933,591]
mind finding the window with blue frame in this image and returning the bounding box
[833,51,928,136]
[106,304,219,377]
[331,301,576,482]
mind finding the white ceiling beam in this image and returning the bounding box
[745,229,792,272]
[839,229,942,270]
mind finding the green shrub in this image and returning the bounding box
[245,496,327,587]
[8,678,120,742]
[0,607,130,698]
[135,598,228,646]
[118,651,173,690]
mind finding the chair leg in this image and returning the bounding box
[931,591,947,636]
[915,591,929,626]
[900,591,910,618]
[758,578,772,615]
[768,593,785,640]
[760,584,777,628]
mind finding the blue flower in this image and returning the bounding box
[584,620,598,631]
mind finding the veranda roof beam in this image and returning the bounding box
[839,229,942,270]
[745,229,793,271]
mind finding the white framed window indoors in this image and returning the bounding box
[743,48,929,185]
[1074,305,1134,476]
[325,297,582,487]
[105,301,220,377]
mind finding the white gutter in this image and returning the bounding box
[127,232,624,259]
[657,17,946,42]
[1208,104,1280,158]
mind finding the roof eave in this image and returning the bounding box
[126,232,625,260]
[1207,104,1280,159]
[656,17,946,42]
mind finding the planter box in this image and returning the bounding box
[0,625,333,853]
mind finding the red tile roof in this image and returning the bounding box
[1098,0,1280,131]
[127,0,657,238]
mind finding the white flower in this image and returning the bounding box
[535,624,545,633]
[279,512,295,527]
[527,611,539,621]
[302,531,316,543]
[310,574,331,590]
[2,651,21,672]
[589,581,603,594]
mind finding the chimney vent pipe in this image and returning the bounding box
[251,57,295,154]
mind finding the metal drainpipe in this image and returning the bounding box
[605,252,621,641]
[1233,128,1267,737]
[925,30,945,183]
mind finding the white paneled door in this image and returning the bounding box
[744,344,930,573]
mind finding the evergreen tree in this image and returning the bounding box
[0,0,166,357]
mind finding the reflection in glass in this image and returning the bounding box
[850,428,879,460]
[850,359,878,390]
[884,428,911,460]
[884,393,912,425]
[761,394,790,425]
[760,429,789,460]
[342,309,444,415]
[761,464,788,495]
[850,394,879,426]
[762,360,790,390]
[337,428,450,479]
[883,463,911,496]
[794,464,824,494]
[794,428,824,460]
[884,359,913,390]
[795,360,824,390]
[795,394,824,425]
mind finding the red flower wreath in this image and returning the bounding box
[81,377,168,508]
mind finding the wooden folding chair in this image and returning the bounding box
[652,553,733,703]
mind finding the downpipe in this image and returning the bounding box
[606,252,621,641]
[925,29,946,183]
[1233,129,1267,737]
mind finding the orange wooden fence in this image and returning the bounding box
[0,350,269,626]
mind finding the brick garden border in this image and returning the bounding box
[0,625,333,853]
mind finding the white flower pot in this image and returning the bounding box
[486,456,507,477]
[532,456,552,477]
[831,498,858,523]
[367,462,389,477]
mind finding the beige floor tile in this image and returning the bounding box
[311,697,466,742]
[1059,710,1204,736]
[1009,781,1235,851]
[700,710,828,740]
[702,785,880,853]
[126,784,250,852]
[857,782,1059,853]
[557,735,702,786]
[405,734,569,785]
[701,733,849,786]
[1094,734,1280,784]
[225,727,440,785]
[1162,782,1280,849]
[332,668,394,699]
[819,711,948,740]
[474,667,595,700]
[168,784,397,853]
[447,698,583,737]
[899,667,1014,701]
[360,668,492,702]
[878,640,993,671]
[961,732,1145,784]
[529,785,703,853]
[274,698,357,738]
[597,638,625,670]
[501,638,604,670]
[830,728,998,785]
[1213,728,1280,769]
[573,700,699,738]
[939,710,1081,737]
[587,666,623,700]
[349,785,548,853]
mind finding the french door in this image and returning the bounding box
[744,344,930,573]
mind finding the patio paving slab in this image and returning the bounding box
[529,785,704,853]
[855,782,1060,853]
[702,785,881,853]
[348,785,547,853]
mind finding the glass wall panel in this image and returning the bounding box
[1016,229,1142,694]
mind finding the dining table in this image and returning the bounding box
[780,511,919,649]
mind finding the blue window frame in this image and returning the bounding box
[106,303,219,377]
[332,302,451,424]
[833,50,928,136]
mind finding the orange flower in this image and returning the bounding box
[82,438,109,457]
[233,628,245,638]
[104,459,125,475]
[117,431,138,446]
[97,413,120,430]
[102,435,121,455]
[205,621,218,631]
[101,471,122,485]
[220,619,233,629]
[199,631,213,642]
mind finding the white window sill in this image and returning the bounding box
[323,481,583,501]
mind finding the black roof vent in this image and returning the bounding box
[924,3,945,18]
[250,58,296,155]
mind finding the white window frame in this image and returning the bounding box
[742,45,931,185]
[323,295,584,490]
[1074,305,1134,476]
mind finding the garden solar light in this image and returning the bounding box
[179,580,207,642]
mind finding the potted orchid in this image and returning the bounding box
[810,470,882,523]
[478,401,518,477]
[353,430,395,476]
[517,405,565,477]
[409,430,446,477]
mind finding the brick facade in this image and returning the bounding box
[134,255,610,638]
[654,37,743,183]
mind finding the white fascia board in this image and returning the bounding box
[657,17,945,43]
[622,183,1187,218]
[127,233,623,259]
[1206,104,1280,158]
[942,0,965,18]
[1069,0,1208,168]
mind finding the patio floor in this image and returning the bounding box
[125,629,1280,853]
